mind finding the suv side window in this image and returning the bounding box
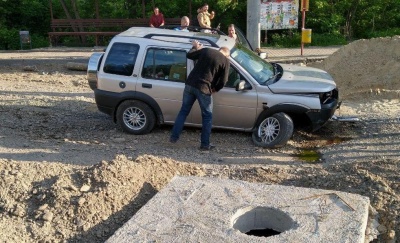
[103,43,139,76]
[141,48,187,82]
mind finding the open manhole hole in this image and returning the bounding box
[231,206,295,238]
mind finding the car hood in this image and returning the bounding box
[268,64,336,93]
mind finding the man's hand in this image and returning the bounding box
[192,40,203,50]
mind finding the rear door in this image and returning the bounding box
[98,42,140,92]
[136,47,189,124]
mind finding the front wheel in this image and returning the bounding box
[116,100,156,135]
[252,112,294,148]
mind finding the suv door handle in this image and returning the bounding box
[142,83,152,89]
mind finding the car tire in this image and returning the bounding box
[116,100,156,135]
[252,112,294,148]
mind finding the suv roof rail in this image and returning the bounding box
[143,33,220,48]
[159,25,226,35]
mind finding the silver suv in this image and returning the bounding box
[87,27,339,148]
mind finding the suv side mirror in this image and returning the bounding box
[235,80,251,91]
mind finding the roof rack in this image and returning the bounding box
[143,33,220,48]
[158,25,226,35]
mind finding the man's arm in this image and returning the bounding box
[212,61,230,92]
[160,14,165,26]
[186,40,203,60]
[207,11,215,20]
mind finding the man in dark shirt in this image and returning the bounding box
[170,40,230,150]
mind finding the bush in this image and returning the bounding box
[363,28,400,39]
[311,33,347,46]
[0,28,20,50]
[0,28,50,50]
[30,34,50,49]
[262,30,347,48]
[268,31,301,48]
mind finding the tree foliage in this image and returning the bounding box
[306,0,400,40]
[0,0,399,49]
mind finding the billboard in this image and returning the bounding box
[260,0,299,30]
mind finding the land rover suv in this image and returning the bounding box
[87,27,339,148]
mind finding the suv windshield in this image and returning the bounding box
[230,44,275,85]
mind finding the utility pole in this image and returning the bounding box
[247,0,261,50]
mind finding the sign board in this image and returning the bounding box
[260,0,299,30]
[19,31,31,43]
[19,31,32,49]
[301,0,309,11]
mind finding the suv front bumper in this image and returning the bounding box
[306,98,339,131]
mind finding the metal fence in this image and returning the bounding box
[262,46,341,62]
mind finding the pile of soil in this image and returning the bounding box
[309,35,400,100]
[0,37,399,242]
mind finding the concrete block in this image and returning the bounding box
[107,176,370,243]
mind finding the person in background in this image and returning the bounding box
[149,7,165,27]
[197,3,215,31]
[170,40,230,151]
[228,24,238,41]
[174,16,190,32]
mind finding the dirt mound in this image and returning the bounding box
[0,156,206,242]
[0,41,399,242]
[309,36,400,100]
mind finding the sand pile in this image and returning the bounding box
[309,36,400,100]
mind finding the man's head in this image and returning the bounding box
[201,3,209,12]
[153,7,160,15]
[219,47,230,57]
[181,16,190,27]
[228,24,236,37]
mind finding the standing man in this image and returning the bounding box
[170,41,230,150]
[149,7,165,27]
[228,24,238,41]
[197,3,215,31]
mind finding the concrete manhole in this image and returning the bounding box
[231,206,296,237]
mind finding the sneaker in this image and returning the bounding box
[169,137,178,144]
[200,144,215,151]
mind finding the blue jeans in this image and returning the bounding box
[171,85,213,147]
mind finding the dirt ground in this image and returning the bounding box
[0,36,399,243]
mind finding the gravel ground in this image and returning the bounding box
[0,37,399,242]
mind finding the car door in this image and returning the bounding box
[234,27,254,52]
[191,64,258,130]
[136,47,189,124]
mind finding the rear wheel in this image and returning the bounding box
[252,112,294,148]
[116,100,156,135]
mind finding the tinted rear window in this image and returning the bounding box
[103,43,139,76]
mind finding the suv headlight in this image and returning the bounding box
[319,88,339,104]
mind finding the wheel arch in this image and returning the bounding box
[112,91,164,125]
[253,103,309,130]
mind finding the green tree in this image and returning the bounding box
[307,0,400,40]
[2,0,400,49]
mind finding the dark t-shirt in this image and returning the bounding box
[186,48,230,95]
